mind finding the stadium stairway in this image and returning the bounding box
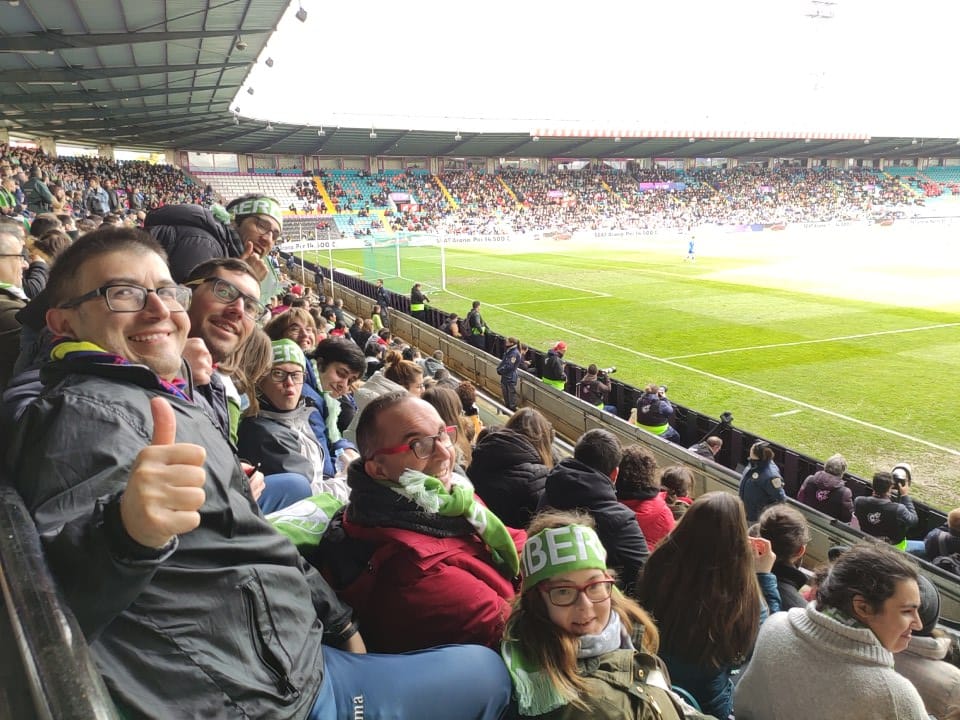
[434,175,459,210]
[313,177,337,214]
[496,176,521,206]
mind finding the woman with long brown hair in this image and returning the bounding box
[422,385,473,468]
[502,510,708,719]
[638,491,779,718]
[382,349,425,397]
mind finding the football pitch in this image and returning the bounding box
[307,222,960,510]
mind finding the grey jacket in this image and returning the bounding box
[6,358,355,719]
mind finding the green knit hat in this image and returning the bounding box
[271,339,306,368]
[227,194,283,229]
[520,524,607,592]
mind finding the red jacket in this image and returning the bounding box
[621,495,675,550]
[339,517,525,653]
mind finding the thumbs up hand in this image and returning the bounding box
[120,397,207,549]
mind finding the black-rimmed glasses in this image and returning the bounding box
[185,277,268,321]
[267,368,305,385]
[59,283,191,312]
[540,579,614,607]
[369,426,458,459]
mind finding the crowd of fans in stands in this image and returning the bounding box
[1,152,957,719]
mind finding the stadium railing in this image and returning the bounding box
[314,262,960,622]
[0,485,119,720]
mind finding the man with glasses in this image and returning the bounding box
[0,229,28,389]
[7,226,513,720]
[183,257,265,440]
[317,391,525,654]
[145,192,283,290]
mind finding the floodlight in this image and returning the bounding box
[531,135,540,142]
[318,127,326,137]
[295,4,307,22]
[266,122,273,131]
[235,37,247,51]
[369,128,377,139]
[265,57,274,68]
[454,132,462,141]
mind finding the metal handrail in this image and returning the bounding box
[0,485,119,720]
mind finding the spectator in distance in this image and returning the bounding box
[409,282,429,321]
[755,504,812,611]
[616,445,675,550]
[496,336,526,411]
[797,453,853,522]
[688,435,722,462]
[541,341,567,390]
[659,465,695,520]
[854,470,920,553]
[923,507,960,563]
[738,440,785,522]
[634,383,680,443]
[468,407,554,531]
[734,543,927,720]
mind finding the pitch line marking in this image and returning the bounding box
[434,286,960,458]
[771,409,804,418]
[438,261,612,298]
[498,296,602,306]
[665,322,960,360]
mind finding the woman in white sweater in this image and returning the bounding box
[734,542,928,720]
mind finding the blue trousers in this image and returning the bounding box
[257,472,313,514]
[309,644,512,720]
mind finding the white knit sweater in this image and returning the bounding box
[734,605,928,720]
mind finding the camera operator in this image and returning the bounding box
[853,467,921,553]
[577,364,617,414]
[634,382,680,443]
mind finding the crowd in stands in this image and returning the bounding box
[334,164,925,237]
[2,157,959,719]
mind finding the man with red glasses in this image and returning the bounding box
[317,391,526,654]
[7,227,513,720]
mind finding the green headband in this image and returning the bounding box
[228,195,283,229]
[521,524,607,592]
[271,339,306,369]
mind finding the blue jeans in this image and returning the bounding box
[309,644,512,720]
[257,473,312,514]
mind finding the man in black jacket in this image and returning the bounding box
[854,470,919,552]
[145,193,282,289]
[6,227,511,720]
[537,428,649,596]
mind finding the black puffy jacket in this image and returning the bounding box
[538,458,650,595]
[144,204,243,283]
[467,429,548,530]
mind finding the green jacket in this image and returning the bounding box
[529,647,716,720]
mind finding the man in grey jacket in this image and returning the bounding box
[5,226,510,720]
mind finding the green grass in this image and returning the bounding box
[306,233,960,509]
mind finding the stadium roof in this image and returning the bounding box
[4,1,960,162]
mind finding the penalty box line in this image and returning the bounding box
[666,322,960,360]
[437,286,960,458]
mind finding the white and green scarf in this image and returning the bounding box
[393,470,519,578]
[502,611,631,716]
